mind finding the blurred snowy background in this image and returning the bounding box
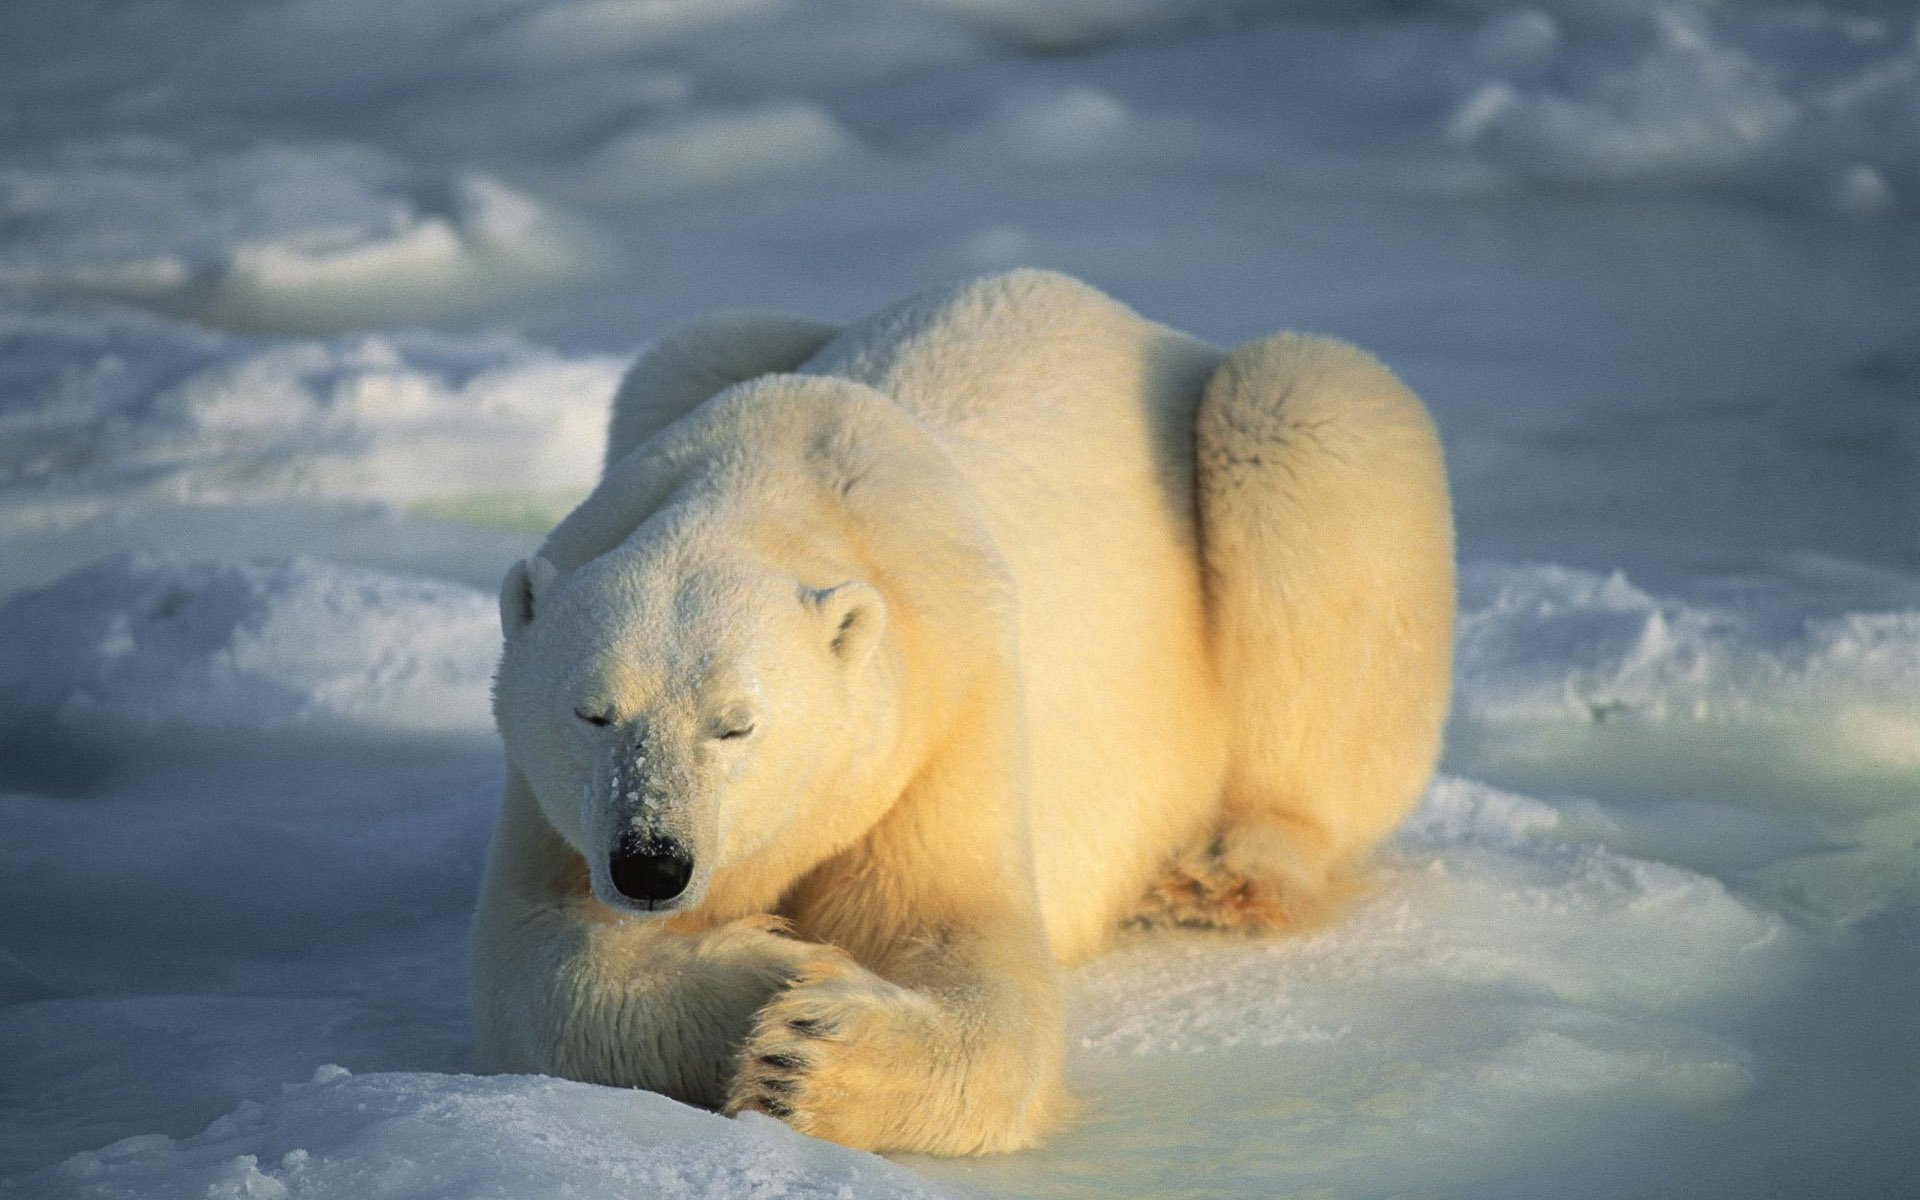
[1,1,1916,1196]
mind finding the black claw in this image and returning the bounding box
[760,1053,804,1071]
[759,1095,793,1119]
[759,1075,794,1095]
[786,1017,831,1037]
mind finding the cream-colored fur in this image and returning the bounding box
[470,269,1454,1155]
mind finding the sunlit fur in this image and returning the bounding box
[470,269,1454,1155]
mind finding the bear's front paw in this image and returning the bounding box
[725,953,939,1149]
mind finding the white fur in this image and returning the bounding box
[471,269,1454,1154]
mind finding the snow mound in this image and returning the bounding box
[962,86,1145,162]
[0,138,581,320]
[22,1067,945,1200]
[0,555,498,733]
[915,0,1281,55]
[1448,7,1920,213]
[1455,562,1920,757]
[568,104,862,206]
[0,310,621,514]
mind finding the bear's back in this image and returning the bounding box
[802,269,1211,460]
[805,270,1235,963]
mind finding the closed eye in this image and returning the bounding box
[714,720,755,740]
[574,706,613,727]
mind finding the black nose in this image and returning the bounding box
[607,834,693,904]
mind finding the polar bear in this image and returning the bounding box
[470,269,1453,1155]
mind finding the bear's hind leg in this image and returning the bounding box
[1156,332,1454,929]
[1127,811,1358,932]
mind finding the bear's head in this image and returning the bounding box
[492,372,1015,917]
[492,536,893,916]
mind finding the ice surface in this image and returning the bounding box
[1,0,1916,1195]
[1077,775,1791,1060]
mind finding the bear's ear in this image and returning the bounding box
[807,580,885,668]
[500,555,560,637]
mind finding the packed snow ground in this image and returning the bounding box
[2,1,1917,1197]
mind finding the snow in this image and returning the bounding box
[565,105,864,206]
[1443,6,1920,211]
[28,1069,941,1200]
[1,0,1916,1196]
[0,556,498,733]
[0,309,622,524]
[0,140,585,329]
[1455,561,1920,732]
